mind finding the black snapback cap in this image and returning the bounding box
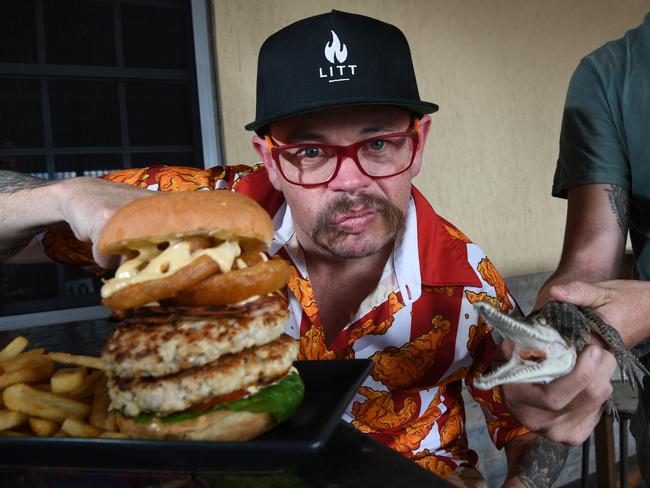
[245,10,439,132]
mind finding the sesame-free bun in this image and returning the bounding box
[98,191,273,255]
[117,408,275,441]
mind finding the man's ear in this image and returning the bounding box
[252,134,282,191]
[410,115,432,178]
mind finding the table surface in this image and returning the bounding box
[0,319,449,487]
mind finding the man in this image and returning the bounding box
[0,11,566,486]
[500,13,650,483]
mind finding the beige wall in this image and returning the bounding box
[212,0,649,277]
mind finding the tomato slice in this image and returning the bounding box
[185,389,249,413]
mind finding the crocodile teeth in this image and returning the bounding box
[473,302,557,344]
[472,301,577,390]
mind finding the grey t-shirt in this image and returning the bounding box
[553,13,650,355]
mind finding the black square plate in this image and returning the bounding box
[0,359,373,472]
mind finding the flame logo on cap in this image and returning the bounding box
[324,30,348,64]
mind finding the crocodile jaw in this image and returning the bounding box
[472,302,577,390]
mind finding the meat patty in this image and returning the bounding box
[103,295,289,378]
[108,334,298,416]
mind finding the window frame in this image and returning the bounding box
[0,0,223,329]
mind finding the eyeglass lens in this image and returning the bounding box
[277,135,415,185]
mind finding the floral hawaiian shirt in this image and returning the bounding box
[42,164,528,478]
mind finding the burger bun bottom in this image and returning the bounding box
[117,408,275,441]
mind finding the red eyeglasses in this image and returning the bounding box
[265,119,420,187]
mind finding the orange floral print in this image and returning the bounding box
[491,386,504,404]
[337,345,356,360]
[444,223,472,243]
[427,286,457,297]
[352,387,419,432]
[477,258,512,313]
[157,166,213,191]
[347,292,404,345]
[299,324,335,360]
[465,290,500,310]
[467,317,492,358]
[229,164,259,191]
[413,450,455,478]
[102,168,152,188]
[371,315,451,389]
[286,269,318,322]
[502,426,530,445]
[391,387,444,452]
[440,402,463,447]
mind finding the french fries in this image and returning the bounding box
[0,409,28,431]
[98,431,129,439]
[1,349,46,372]
[0,357,54,389]
[48,352,104,371]
[61,418,101,438]
[0,336,124,440]
[29,417,59,437]
[0,337,28,362]
[51,367,86,394]
[90,381,117,431]
[4,384,90,422]
[64,370,102,400]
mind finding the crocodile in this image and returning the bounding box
[472,301,648,402]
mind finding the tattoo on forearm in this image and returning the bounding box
[508,436,569,487]
[605,184,630,238]
[0,170,50,194]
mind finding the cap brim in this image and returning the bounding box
[245,97,439,132]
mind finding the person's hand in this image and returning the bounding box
[499,340,616,445]
[53,177,153,268]
[550,279,650,347]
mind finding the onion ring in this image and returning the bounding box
[169,257,291,307]
[101,254,221,310]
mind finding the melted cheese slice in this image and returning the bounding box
[101,239,241,298]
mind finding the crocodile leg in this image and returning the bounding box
[580,307,649,390]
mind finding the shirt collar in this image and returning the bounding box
[270,202,308,278]
[269,187,481,299]
[411,186,482,288]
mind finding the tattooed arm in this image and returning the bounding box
[535,183,650,346]
[0,171,55,262]
[502,433,569,487]
[498,183,648,445]
[535,183,629,307]
[0,170,151,267]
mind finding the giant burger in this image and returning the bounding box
[98,190,304,440]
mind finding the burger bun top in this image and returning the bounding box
[98,191,274,255]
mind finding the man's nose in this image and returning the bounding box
[327,155,372,192]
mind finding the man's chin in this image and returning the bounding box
[316,234,392,259]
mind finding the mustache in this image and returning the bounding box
[312,193,405,246]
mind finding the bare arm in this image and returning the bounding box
[500,184,633,444]
[0,170,152,267]
[0,172,56,261]
[535,183,627,307]
[502,433,569,487]
[534,183,650,346]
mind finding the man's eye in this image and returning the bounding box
[303,147,320,158]
[369,140,385,150]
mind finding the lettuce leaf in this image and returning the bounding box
[134,373,305,425]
